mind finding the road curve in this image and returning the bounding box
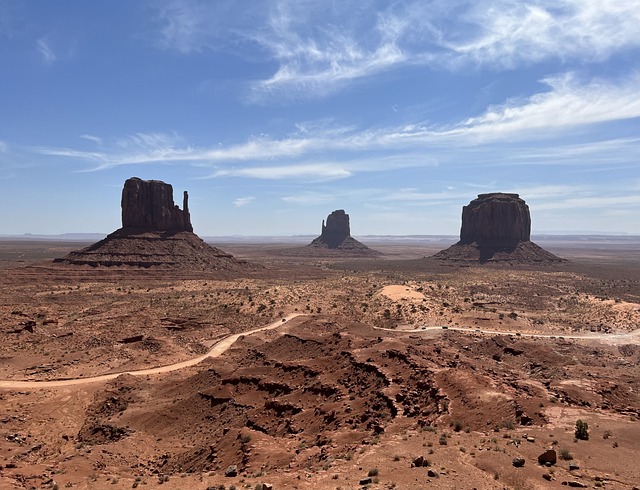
[0,313,302,390]
[2,313,637,390]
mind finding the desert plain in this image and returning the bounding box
[0,236,639,490]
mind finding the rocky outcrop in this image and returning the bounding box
[54,177,253,271]
[460,193,530,245]
[432,193,564,264]
[122,177,192,232]
[538,449,557,465]
[306,210,379,255]
[312,210,351,248]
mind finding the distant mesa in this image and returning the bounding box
[311,209,351,248]
[432,193,564,263]
[307,210,379,255]
[54,177,250,270]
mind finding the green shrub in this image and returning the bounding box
[575,419,589,440]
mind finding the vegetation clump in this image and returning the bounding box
[575,419,589,440]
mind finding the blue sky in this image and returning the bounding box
[1,0,639,236]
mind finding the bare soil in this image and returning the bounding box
[0,237,639,489]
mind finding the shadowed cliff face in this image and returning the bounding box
[459,193,531,246]
[317,210,351,248]
[431,193,563,263]
[121,177,193,232]
[53,177,256,270]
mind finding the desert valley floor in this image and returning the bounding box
[0,237,639,490]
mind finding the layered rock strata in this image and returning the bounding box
[432,193,563,263]
[121,177,192,232]
[54,178,249,270]
[460,193,530,245]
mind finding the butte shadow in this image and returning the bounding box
[431,193,565,264]
[54,177,254,271]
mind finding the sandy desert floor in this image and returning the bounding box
[0,237,639,489]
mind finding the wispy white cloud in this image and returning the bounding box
[513,137,640,166]
[36,37,56,65]
[535,194,640,211]
[80,134,103,146]
[154,0,206,53]
[233,196,255,207]
[209,163,352,181]
[0,140,8,153]
[248,1,640,99]
[448,0,640,68]
[148,1,640,101]
[281,191,336,205]
[31,71,640,177]
[449,73,640,141]
[116,131,181,149]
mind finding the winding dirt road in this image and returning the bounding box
[1,312,637,390]
[0,313,302,390]
[374,324,640,343]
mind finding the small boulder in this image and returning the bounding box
[359,477,372,485]
[224,465,238,477]
[569,463,580,471]
[562,482,587,488]
[427,469,438,478]
[412,456,429,467]
[538,449,557,465]
[542,473,553,481]
[512,457,525,468]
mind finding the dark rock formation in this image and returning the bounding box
[121,177,192,232]
[432,193,564,264]
[306,210,379,255]
[312,210,351,248]
[538,449,557,465]
[460,193,530,246]
[54,177,253,271]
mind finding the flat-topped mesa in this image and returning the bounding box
[460,193,530,246]
[316,209,351,248]
[431,192,564,264]
[121,177,193,232]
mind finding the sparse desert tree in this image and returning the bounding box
[575,419,589,440]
